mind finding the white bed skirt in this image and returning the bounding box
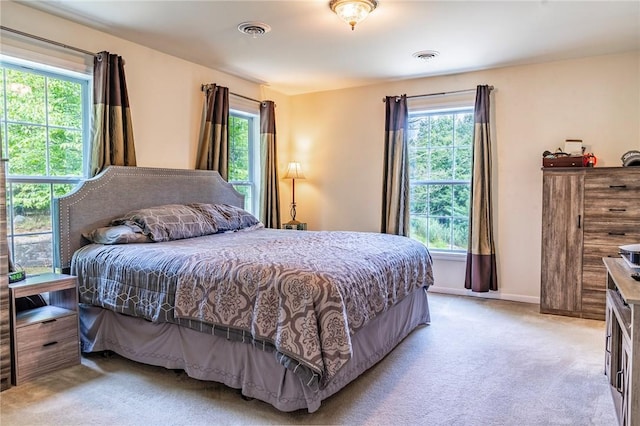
[80,288,430,413]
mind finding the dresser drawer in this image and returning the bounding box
[583,266,608,291]
[15,314,78,351]
[15,314,79,383]
[583,222,640,246]
[581,289,606,320]
[584,172,640,199]
[584,198,640,221]
[15,336,79,383]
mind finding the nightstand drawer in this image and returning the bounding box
[15,336,79,383]
[16,314,78,351]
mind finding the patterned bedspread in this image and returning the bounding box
[72,228,433,389]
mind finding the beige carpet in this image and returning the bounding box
[0,293,617,425]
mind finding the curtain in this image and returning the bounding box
[381,95,409,236]
[465,85,498,292]
[90,51,137,176]
[259,101,281,229]
[195,84,229,180]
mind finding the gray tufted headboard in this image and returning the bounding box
[53,166,244,273]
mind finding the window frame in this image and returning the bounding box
[1,55,91,273]
[228,108,260,216]
[408,106,474,256]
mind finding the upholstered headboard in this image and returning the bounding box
[53,166,244,273]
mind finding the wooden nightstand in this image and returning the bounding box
[9,273,80,385]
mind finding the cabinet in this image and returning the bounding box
[603,257,640,425]
[9,273,80,385]
[541,167,640,320]
[540,170,584,315]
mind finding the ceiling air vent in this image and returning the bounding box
[237,22,271,38]
[412,50,439,61]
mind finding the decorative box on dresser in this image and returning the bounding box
[0,158,10,391]
[541,167,640,320]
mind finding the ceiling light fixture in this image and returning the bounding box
[237,21,271,38]
[329,0,378,31]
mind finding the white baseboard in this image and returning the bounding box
[427,285,540,305]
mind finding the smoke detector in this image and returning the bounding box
[412,50,440,61]
[237,22,271,38]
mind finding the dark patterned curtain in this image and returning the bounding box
[381,95,409,236]
[196,84,229,180]
[90,51,137,176]
[259,101,281,228]
[465,85,498,292]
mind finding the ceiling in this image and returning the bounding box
[14,0,640,96]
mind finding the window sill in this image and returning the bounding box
[429,250,467,262]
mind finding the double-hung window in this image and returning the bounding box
[228,109,260,215]
[1,56,90,274]
[408,107,473,253]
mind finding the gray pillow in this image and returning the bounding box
[188,203,261,232]
[110,204,219,242]
[83,224,152,245]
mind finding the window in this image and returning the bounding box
[228,110,260,215]
[408,107,473,252]
[1,56,90,274]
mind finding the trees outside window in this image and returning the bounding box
[408,108,473,252]
[1,57,90,274]
[228,110,259,215]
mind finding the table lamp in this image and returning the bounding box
[283,161,305,226]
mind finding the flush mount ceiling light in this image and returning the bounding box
[329,0,378,31]
[237,21,271,38]
[412,50,440,61]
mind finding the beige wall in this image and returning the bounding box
[3,1,639,303]
[289,51,640,302]
[0,1,291,174]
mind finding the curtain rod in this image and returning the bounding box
[0,25,98,58]
[382,85,494,102]
[200,84,262,104]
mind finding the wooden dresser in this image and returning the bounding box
[0,158,10,391]
[541,167,640,320]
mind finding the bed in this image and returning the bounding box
[53,166,434,413]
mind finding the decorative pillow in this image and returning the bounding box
[83,224,152,245]
[111,204,218,242]
[188,203,262,232]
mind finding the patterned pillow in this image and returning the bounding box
[111,204,218,242]
[188,203,262,232]
[83,224,152,244]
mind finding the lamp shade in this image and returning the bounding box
[329,0,378,30]
[284,162,305,180]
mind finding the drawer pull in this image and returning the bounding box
[609,208,627,212]
[608,232,626,236]
[609,184,627,189]
[617,370,625,393]
[42,319,57,324]
[42,341,58,347]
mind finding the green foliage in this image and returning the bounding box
[1,66,84,213]
[408,109,473,251]
[228,115,250,182]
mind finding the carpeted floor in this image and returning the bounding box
[0,293,618,425]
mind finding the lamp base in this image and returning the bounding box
[282,221,307,231]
